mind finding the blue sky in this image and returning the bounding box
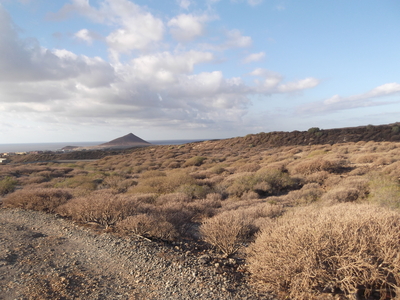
[0,0,399,143]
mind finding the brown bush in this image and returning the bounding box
[248,204,400,299]
[155,193,191,205]
[285,183,324,205]
[237,163,261,173]
[355,154,379,164]
[116,214,178,241]
[289,157,347,175]
[200,210,251,257]
[155,202,196,236]
[183,156,206,167]
[128,170,195,194]
[186,198,221,221]
[304,170,329,184]
[321,177,369,204]
[3,188,72,213]
[57,190,137,227]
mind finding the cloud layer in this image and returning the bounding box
[0,1,322,135]
[297,83,400,114]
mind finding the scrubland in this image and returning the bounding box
[2,133,400,299]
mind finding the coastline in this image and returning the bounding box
[0,139,208,153]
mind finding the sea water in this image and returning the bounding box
[0,139,208,153]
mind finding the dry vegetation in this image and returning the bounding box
[2,127,400,299]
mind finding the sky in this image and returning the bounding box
[0,0,399,143]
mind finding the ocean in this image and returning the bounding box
[0,139,208,153]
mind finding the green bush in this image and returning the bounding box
[184,156,206,167]
[307,127,320,134]
[0,176,18,195]
[392,125,400,134]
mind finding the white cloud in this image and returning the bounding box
[242,51,265,63]
[276,4,286,11]
[297,82,400,114]
[248,0,263,6]
[51,0,164,54]
[277,77,320,93]
[104,0,164,53]
[177,0,191,9]
[225,29,252,48]
[168,14,207,42]
[0,7,114,84]
[250,68,319,93]
[74,28,101,44]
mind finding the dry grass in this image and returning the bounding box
[248,203,400,299]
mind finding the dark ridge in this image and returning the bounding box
[231,123,400,148]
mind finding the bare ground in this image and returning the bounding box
[0,208,270,300]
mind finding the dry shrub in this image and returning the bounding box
[116,214,178,241]
[237,163,261,173]
[140,170,166,179]
[183,156,206,167]
[3,188,72,212]
[200,210,251,257]
[175,183,210,199]
[155,202,196,236]
[53,174,97,191]
[156,192,191,205]
[247,202,283,219]
[206,192,223,201]
[285,183,324,205]
[289,157,346,175]
[130,193,157,204]
[241,190,259,200]
[22,175,48,185]
[186,198,221,220]
[57,190,137,227]
[382,161,400,177]
[355,154,379,164]
[224,169,296,198]
[374,156,395,166]
[100,175,137,193]
[128,170,195,194]
[167,161,181,168]
[225,172,256,198]
[209,165,226,175]
[219,201,284,235]
[368,173,400,208]
[321,187,360,203]
[304,170,329,184]
[253,168,297,196]
[248,203,400,299]
[321,177,369,203]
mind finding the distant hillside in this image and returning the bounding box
[99,133,151,148]
[207,123,400,151]
[8,123,400,163]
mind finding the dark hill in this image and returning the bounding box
[210,123,400,150]
[99,133,150,148]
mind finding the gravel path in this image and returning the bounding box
[0,208,270,300]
